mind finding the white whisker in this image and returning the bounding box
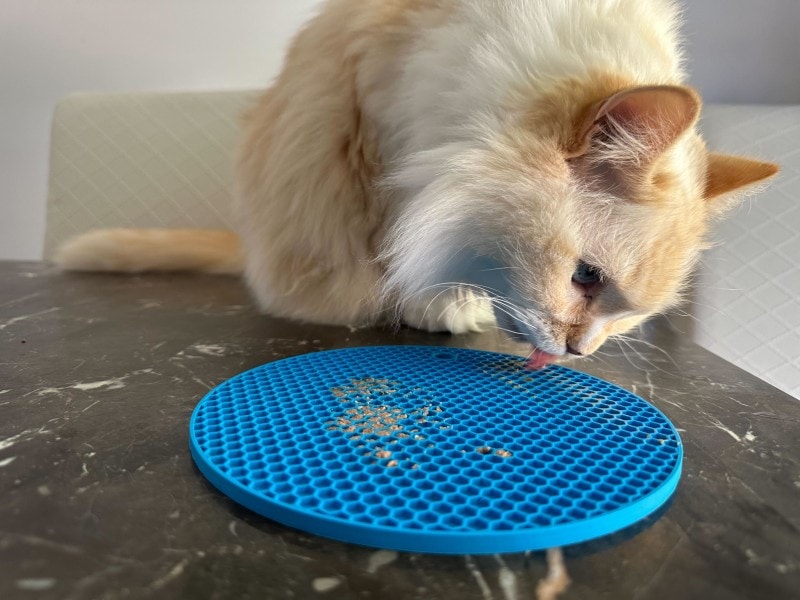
[613,334,678,367]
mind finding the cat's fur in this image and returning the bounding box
[57,0,777,362]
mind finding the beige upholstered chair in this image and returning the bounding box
[44,90,259,259]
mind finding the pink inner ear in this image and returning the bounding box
[571,85,700,160]
[604,99,638,124]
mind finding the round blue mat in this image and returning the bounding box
[189,346,682,554]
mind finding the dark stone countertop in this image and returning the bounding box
[1,260,798,600]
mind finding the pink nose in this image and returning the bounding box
[566,344,584,356]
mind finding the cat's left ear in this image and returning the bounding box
[567,85,701,161]
[703,152,779,214]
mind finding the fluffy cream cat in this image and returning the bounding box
[57,0,777,368]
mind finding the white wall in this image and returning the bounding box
[683,0,800,104]
[1,0,799,260]
[0,0,320,261]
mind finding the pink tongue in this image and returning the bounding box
[526,349,558,370]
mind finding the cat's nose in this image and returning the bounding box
[566,344,584,356]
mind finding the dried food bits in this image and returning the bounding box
[190,346,682,554]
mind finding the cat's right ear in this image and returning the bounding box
[566,85,701,162]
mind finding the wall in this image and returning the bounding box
[1,0,799,260]
[0,0,319,260]
[682,0,800,104]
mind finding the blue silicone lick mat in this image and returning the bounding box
[189,346,682,554]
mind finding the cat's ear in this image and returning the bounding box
[703,152,779,214]
[567,85,701,162]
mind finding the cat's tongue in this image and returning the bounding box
[526,349,558,370]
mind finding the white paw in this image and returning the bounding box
[401,288,496,334]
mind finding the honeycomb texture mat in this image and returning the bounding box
[189,346,682,554]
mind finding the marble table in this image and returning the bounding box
[1,261,798,599]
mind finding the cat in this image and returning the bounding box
[56,0,777,368]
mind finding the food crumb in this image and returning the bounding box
[495,449,513,458]
[477,446,492,455]
[375,450,392,459]
[386,460,398,468]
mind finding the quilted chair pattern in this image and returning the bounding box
[44,90,259,259]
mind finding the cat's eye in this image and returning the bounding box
[572,260,602,286]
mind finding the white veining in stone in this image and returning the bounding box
[312,577,342,593]
[493,555,518,600]
[149,559,189,591]
[0,307,60,330]
[191,344,227,357]
[464,556,494,600]
[366,550,398,574]
[0,427,50,451]
[72,378,126,391]
[16,578,56,591]
[707,417,743,443]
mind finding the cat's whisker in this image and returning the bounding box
[477,266,521,272]
[614,336,658,369]
[611,337,644,372]
[489,301,539,335]
[612,334,679,368]
[406,282,461,297]
[678,298,739,320]
[489,298,527,321]
[702,286,744,293]
[609,336,680,377]
[399,281,549,342]
[447,295,539,346]
[582,349,616,370]
[419,286,463,327]
[442,293,487,329]
[495,324,530,338]
[433,291,538,342]
[663,311,703,327]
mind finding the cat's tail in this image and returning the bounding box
[55,228,244,275]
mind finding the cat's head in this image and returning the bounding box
[384,81,777,363]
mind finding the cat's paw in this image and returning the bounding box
[401,288,495,334]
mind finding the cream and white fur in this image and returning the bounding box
[57,0,777,361]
